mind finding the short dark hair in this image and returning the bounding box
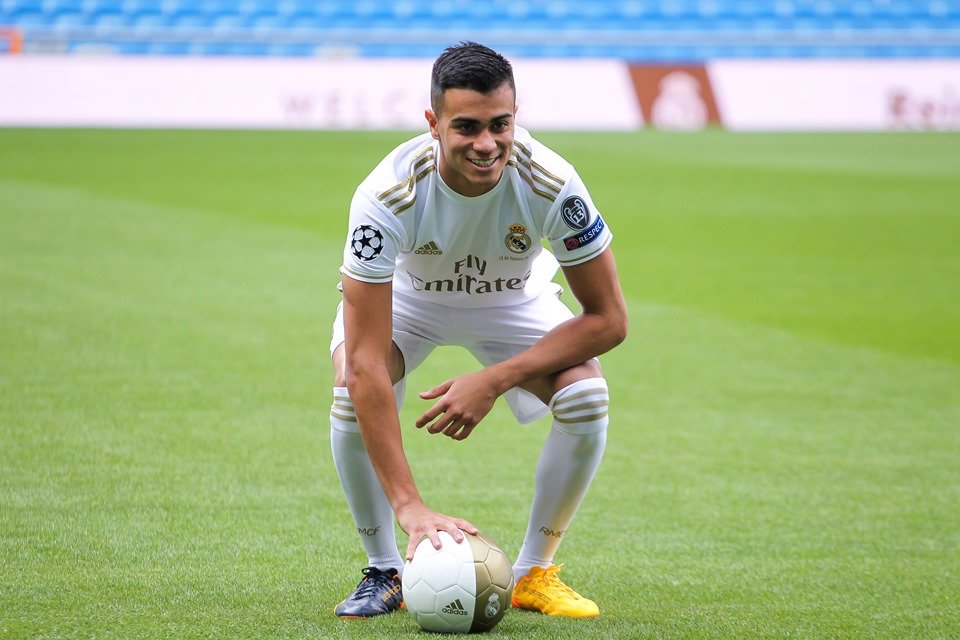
[430,42,515,114]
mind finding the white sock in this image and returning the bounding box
[330,386,404,572]
[513,378,608,579]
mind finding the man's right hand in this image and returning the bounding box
[396,501,479,561]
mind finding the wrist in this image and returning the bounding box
[484,363,516,396]
[393,495,425,515]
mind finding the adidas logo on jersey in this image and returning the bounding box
[414,241,443,255]
[442,599,468,616]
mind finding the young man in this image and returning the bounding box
[329,42,628,619]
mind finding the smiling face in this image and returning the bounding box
[425,82,517,198]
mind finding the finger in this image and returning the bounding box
[441,424,458,438]
[405,536,419,562]
[427,529,443,550]
[428,416,456,434]
[443,418,476,439]
[454,518,479,535]
[444,524,465,544]
[416,405,445,429]
[442,421,467,438]
[417,398,456,428]
[451,424,476,441]
[418,379,453,400]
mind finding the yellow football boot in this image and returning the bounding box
[511,564,600,618]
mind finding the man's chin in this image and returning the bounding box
[472,167,504,186]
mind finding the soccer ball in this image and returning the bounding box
[402,530,514,634]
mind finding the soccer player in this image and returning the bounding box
[329,42,628,619]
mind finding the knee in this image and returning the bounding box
[330,387,359,433]
[549,378,609,435]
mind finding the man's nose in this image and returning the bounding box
[473,129,497,154]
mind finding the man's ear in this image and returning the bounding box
[425,109,440,139]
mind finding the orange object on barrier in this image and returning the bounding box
[0,27,23,54]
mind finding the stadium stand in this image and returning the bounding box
[0,0,958,59]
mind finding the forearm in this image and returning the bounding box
[347,366,423,512]
[339,278,478,553]
[482,249,629,394]
[485,309,626,394]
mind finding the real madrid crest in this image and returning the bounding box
[504,223,532,254]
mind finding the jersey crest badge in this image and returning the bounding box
[504,223,532,254]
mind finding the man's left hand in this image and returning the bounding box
[415,371,500,440]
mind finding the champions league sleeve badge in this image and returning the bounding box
[560,195,590,230]
[351,224,384,261]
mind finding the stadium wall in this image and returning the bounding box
[1,56,958,131]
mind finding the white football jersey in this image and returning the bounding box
[340,126,612,308]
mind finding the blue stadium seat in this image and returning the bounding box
[89,0,126,12]
[10,9,50,27]
[52,10,95,28]
[209,10,245,31]
[711,0,764,18]
[171,10,214,29]
[124,0,162,10]
[93,9,135,28]
[659,0,703,19]
[49,0,86,12]
[131,10,167,30]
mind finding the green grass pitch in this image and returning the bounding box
[1,128,958,639]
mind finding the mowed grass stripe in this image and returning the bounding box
[579,299,960,638]
[397,296,960,638]
[540,131,960,365]
[1,179,348,638]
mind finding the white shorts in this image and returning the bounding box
[330,283,574,424]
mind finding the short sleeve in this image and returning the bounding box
[544,171,613,266]
[339,190,404,284]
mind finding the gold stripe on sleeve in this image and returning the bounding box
[513,141,566,190]
[377,149,435,215]
[508,157,558,202]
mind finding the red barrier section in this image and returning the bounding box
[0,27,23,54]
[628,65,723,130]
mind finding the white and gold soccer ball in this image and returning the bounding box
[402,530,514,634]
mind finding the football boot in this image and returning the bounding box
[511,564,600,618]
[334,566,404,618]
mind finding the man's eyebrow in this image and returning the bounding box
[450,113,514,126]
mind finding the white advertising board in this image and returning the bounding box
[0,56,641,130]
[709,59,960,131]
[2,56,957,130]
